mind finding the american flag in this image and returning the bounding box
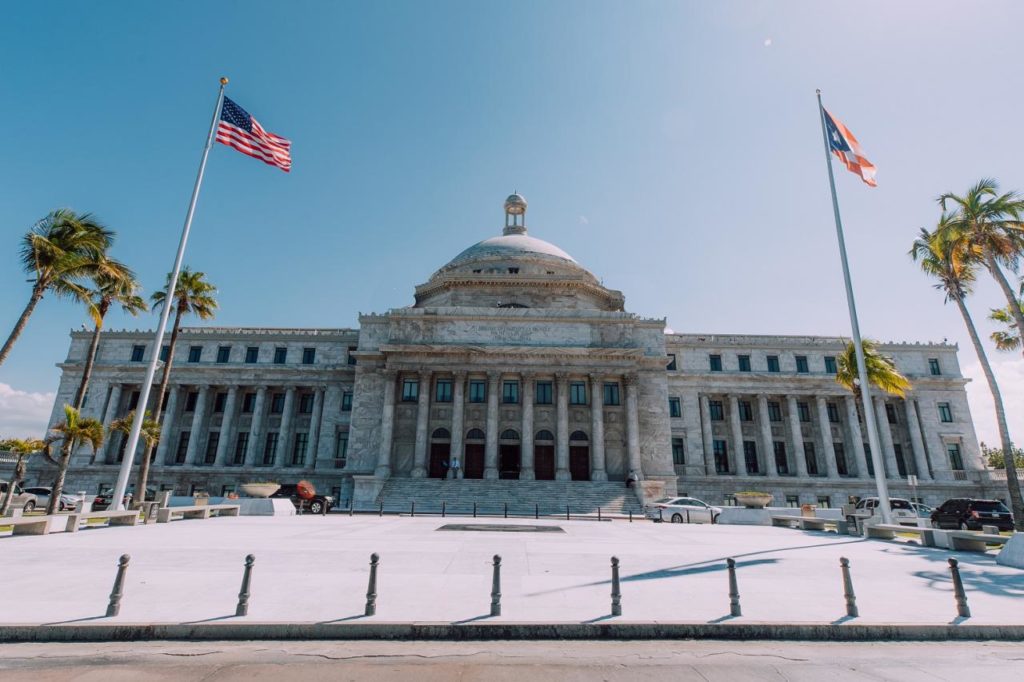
[216,97,292,172]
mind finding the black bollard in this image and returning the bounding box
[948,558,971,618]
[411,501,415,518]
[379,499,383,517]
[235,554,255,617]
[727,558,742,617]
[504,502,508,519]
[365,553,380,616]
[598,507,602,522]
[490,555,502,616]
[535,503,539,519]
[658,508,663,523]
[840,557,859,617]
[629,509,633,523]
[566,504,570,521]
[105,554,130,617]
[442,501,446,518]
[610,556,622,616]
[473,501,477,518]
[349,499,354,516]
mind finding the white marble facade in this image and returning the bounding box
[38,195,998,508]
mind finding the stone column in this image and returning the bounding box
[786,396,808,478]
[184,385,210,464]
[316,384,342,464]
[844,396,870,478]
[306,386,325,469]
[624,374,642,479]
[816,397,840,479]
[589,374,607,481]
[699,394,715,475]
[756,395,778,476]
[278,387,297,466]
[411,370,432,478]
[520,373,535,480]
[100,383,123,463]
[375,370,396,478]
[449,371,465,478]
[728,395,746,475]
[484,371,501,479]
[555,372,571,481]
[155,386,179,465]
[904,397,931,480]
[245,386,268,465]
[873,395,901,479]
[214,386,239,465]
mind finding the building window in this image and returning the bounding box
[130,345,145,362]
[160,345,170,362]
[797,402,811,422]
[947,442,964,470]
[216,345,231,363]
[667,354,677,371]
[816,495,831,509]
[570,382,587,405]
[242,392,256,413]
[213,392,227,413]
[469,380,486,403]
[709,400,724,421]
[785,494,800,508]
[738,355,751,372]
[273,347,287,364]
[739,400,753,422]
[347,346,357,366]
[766,355,780,372]
[669,397,681,418]
[834,442,848,476]
[336,434,349,468]
[804,442,818,475]
[341,392,352,412]
[824,356,837,374]
[299,393,314,414]
[929,358,941,376]
[292,433,308,466]
[435,379,452,403]
[174,431,190,464]
[743,441,759,474]
[938,402,953,423]
[270,393,285,414]
[184,391,198,412]
[204,432,219,465]
[795,355,809,373]
[233,432,248,465]
[894,443,907,477]
[603,383,620,406]
[502,381,519,404]
[774,441,788,474]
[188,346,202,363]
[262,432,279,466]
[767,401,782,422]
[885,403,898,424]
[827,402,840,423]
[671,437,685,465]
[535,381,553,405]
[713,440,729,473]
[507,267,519,274]
[245,346,259,363]
[402,379,419,402]
[301,347,316,365]
[709,354,723,372]
[128,390,140,410]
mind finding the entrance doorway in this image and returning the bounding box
[464,428,485,479]
[429,428,450,478]
[499,429,520,479]
[534,429,555,480]
[569,431,590,481]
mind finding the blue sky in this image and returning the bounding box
[1,1,1022,443]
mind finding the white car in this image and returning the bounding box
[646,497,722,524]
[23,486,78,511]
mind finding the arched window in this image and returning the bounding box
[535,430,555,442]
[500,429,520,441]
[569,430,589,441]
[466,428,486,441]
[431,428,451,440]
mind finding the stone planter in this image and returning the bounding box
[240,483,281,498]
[734,492,773,509]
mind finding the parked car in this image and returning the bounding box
[0,483,37,513]
[910,502,934,518]
[645,496,721,524]
[842,497,918,526]
[23,486,78,512]
[930,498,1014,532]
[92,487,157,511]
[270,484,335,514]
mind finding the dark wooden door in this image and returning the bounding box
[569,446,590,481]
[429,443,449,479]
[534,445,555,480]
[499,444,521,480]
[464,444,485,479]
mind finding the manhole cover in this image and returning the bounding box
[437,524,565,533]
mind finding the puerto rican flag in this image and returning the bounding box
[824,109,876,187]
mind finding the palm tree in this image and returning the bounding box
[0,438,45,515]
[73,258,148,410]
[912,224,1024,531]
[134,268,218,502]
[45,405,104,515]
[834,338,911,403]
[938,179,1024,360]
[0,210,113,367]
[989,281,1022,352]
[108,411,160,501]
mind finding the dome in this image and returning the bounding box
[504,193,527,215]
[442,233,578,271]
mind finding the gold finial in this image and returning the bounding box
[220,77,229,86]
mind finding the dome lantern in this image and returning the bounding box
[503,192,527,235]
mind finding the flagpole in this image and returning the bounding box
[110,77,229,511]
[815,89,893,525]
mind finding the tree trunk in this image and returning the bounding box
[134,308,182,504]
[73,305,109,410]
[48,441,74,515]
[954,295,1024,530]
[986,252,1024,361]
[0,455,24,515]
[0,285,44,367]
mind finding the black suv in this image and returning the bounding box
[270,484,335,514]
[931,498,1014,531]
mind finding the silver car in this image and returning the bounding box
[24,486,78,512]
[646,496,722,524]
[0,483,38,513]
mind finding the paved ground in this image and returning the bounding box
[2,640,1024,680]
[1,515,1021,624]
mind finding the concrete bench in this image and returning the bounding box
[0,515,53,536]
[64,510,140,532]
[947,530,1010,552]
[771,515,850,534]
[157,504,240,523]
[865,523,944,547]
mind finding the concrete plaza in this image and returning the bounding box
[1,515,1022,626]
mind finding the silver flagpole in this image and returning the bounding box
[110,77,229,511]
[815,89,893,525]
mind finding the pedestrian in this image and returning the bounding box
[626,469,639,489]
[450,456,461,479]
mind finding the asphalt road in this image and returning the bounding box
[2,640,1023,681]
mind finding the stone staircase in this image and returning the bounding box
[371,479,644,517]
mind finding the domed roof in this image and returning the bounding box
[444,233,577,269]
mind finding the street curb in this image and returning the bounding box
[1,622,1022,642]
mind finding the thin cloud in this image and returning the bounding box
[0,383,55,439]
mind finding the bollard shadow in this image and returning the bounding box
[318,614,368,624]
[42,614,108,626]
[830,615,857,625]
[949,615,971,626]
[581,614,618,623]
[706,614,738,624]
[181,614,242,624]
[452,613,498,624]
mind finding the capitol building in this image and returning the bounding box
[39,194,999,510]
